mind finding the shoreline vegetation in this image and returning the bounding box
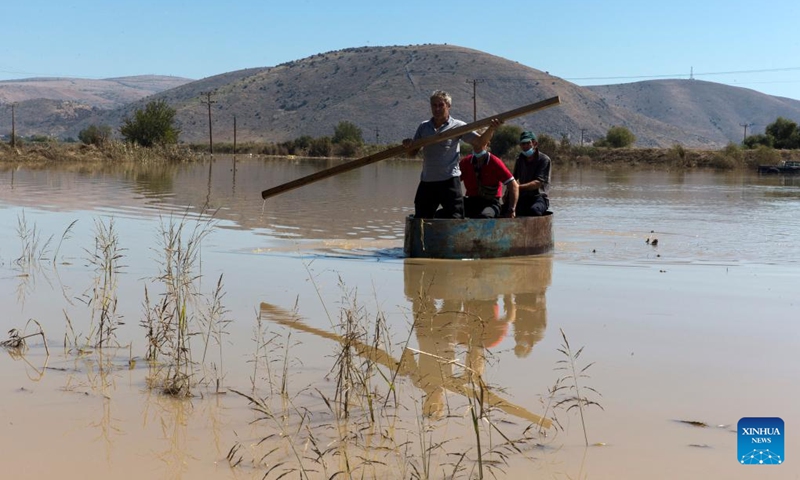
[2,138,799,170]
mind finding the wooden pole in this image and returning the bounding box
[466,78,485,122]
[233,115,237,155]
[202,92,216,154]
[261,96,561,200]
[11,103,16,148]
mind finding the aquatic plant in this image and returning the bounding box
[14,211,52,267]
[553,328,604,446]
[83,217,125,348]
[0,319,48,355]
[142,213,216,396]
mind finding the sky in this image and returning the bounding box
[2,0,800,100]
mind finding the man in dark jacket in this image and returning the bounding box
[511,131,551,216]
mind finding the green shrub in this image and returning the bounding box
[120,100,180,147]
[78,125,112,146]
[332,121,363,145]
[537,134,558,157]
[604,126,636,148]
[489,124,523,158]
[308,136,332,157]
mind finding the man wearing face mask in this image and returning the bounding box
[459,138,519,218]
[511,131,551,216]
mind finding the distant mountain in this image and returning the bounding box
[587,79,800,146]
[0,75,193,108]
[3,46,800,148]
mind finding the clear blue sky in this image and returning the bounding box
[2,0,799,100]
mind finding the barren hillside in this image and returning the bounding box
[5,45,800,148]
[588,79,800,145]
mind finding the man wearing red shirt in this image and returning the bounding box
[459,139,519,218]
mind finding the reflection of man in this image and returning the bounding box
[412,295,459,418]
[506,293,547,358]
[403,258,552,418]
[457,298,513,376]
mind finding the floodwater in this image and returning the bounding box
[1,155,798,480]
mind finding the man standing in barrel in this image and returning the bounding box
[511,131,551,216]
[403,90,499,219]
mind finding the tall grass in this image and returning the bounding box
[142,213,216,396]
[83,217,125,348]
[14,211,52,267]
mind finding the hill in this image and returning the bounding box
[4,46,800,148]
[0,75,193,108]
[65,45,718,147]
[587,79,800,146]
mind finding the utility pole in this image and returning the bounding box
[11,103,17,148]
[201,92,216,154]
[233,115,237,155]
[580,128,586,147]
[374,126,380,144]
[740,122,753,143]
[466,78,485,121]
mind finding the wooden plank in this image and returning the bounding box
[261,95,561,199]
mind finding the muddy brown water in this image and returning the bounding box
[1,156,798,479]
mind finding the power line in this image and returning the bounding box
[562,66,800,82]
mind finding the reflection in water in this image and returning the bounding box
[403,257,552,419]
[258,256,553,427]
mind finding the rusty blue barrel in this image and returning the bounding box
[403,212,554,259]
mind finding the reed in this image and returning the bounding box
[142,213,215,396]
[83,217,125,348]
[52,219,78,266]
[0,319,48,355]
[198,273,231,393]
[554,328,604,446]
[14,211,53,267]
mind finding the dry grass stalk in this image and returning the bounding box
[1,319,49,355]
[14,211,53,267]
[554,328,604,446]
[141,213,216,397]
[83,217,125,348]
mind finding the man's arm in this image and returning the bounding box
[468,118,502,149]
[518,178,542,191]
[402,138,421,157]
[504,179,519,218]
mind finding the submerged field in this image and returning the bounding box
[1,156,798,479]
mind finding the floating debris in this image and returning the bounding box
[676,420,709,428]
[689,444,712,448]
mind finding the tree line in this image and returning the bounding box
[744,117,800,150]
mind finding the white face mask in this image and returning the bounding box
[473,150,487,158]
[522,148,535,157]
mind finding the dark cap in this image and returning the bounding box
[519,131,537,143]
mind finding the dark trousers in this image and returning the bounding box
[464,196,501,218]
[516,194,549,216]
[414,177,464,219]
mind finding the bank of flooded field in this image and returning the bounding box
[1,156,798,479]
